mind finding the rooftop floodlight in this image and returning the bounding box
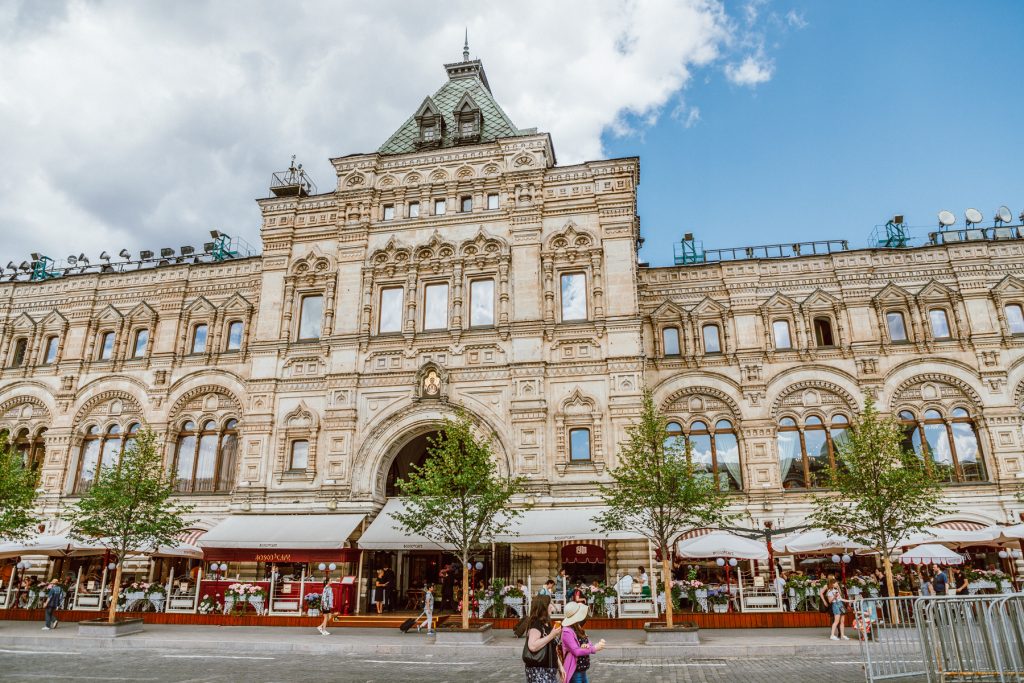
[118,249,131,259]
[892,214,904,225]
[30,252,42,261]
[995,206,1013,225]
[684,232,694,241]
[19,261,30,271]
[139,250,154,260]
[67,255,78,266]
[160,248,174,258]
[99,251,111,261]
[78,255,90,266]
[209,230,222,239]
[180,245,195,256]
[6,261,15,271]
[964,208,983,226]
[203,242,215,253]
[937,210,956,228]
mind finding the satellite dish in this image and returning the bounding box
[995,206,1013,224]
[938,210,956,227]
[965,208,983,225]
[66,255,78,266]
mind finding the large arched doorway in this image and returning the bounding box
[385,430,441,496]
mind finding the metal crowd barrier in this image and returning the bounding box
[857,594,1024,683]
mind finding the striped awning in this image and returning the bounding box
[677,528,716,541]
[934,520,988,532]
[178,529,208,546]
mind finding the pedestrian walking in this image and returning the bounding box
[416,583,435,634]
[560,601,606,683]
[522,594,563,683]
[825,578,851,640]
[317,578,335,635]
[41,580,63,631]
[930,564,948,596]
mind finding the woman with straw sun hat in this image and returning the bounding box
[560,601,606,683]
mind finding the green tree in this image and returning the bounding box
[809,398,947,602]
[0,434,38,540]
[66,428,193,623]
[392,413,525,630]
[594,390,731,628]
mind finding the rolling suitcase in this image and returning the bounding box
[399,617,417,633]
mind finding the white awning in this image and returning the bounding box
[774,529,870,555]
[676,531,769,560]
[198,514,364,550]
[358,499,455,551]
[896,525,1000,549]
[0,534,106,559]
[494,507,645,544]
[898,543,964,565]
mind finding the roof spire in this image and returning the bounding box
[463,28,469,61]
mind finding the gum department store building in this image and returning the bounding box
[3,53,1023,593]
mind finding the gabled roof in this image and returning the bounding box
[378,58,530,155]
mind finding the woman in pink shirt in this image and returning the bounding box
[560,602,606,683]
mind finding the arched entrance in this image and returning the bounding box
[385,430,441,496]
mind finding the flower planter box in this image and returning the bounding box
[643,622,700,645]
[307,608,320,617]
[434,623,493,644]
[712,603,729,614]
[78,618,144,638]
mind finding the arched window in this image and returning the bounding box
[886,311,908,342]
[702,324,721,354]
[226,321,244,351]
[191,324,208,353]
[662,327,680,356]
[665,419,742,491]
[173,418,240,493]
[813,317,835,347]
[777,414,848,489]
[74,424,122,493]
[12,428,45,472]
[899,408,986,483]
[772,320,792,349]
[123,423,140,453]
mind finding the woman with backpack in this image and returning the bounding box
[560,601,606,683]
[522,594,563,683]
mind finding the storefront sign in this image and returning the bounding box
[203,548,361,563]
[561,543,605,565]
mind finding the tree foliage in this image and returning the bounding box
[594,390,731,627]
[392,413,525,629]
[809,398,947,599]
[0,434,38,540]
[66,427,193,622]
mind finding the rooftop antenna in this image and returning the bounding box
[877,214,909,248]
[463,28,470,61]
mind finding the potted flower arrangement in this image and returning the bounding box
[198,594,219,615]
[304,592,321,616]
[145,583,167,597]
[785,575,821,611]
[707,591,729,614]
[845,576,866,596]
[676,578,706,611]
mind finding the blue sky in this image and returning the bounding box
[610,1,1024,267]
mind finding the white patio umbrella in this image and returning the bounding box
[0,534,105,559]
[993,524,1024,545]
[676,531,769,560]
[150,542,203,559]
[897,543,964,565]
[774,529,870,555]
[897,525,1000,549]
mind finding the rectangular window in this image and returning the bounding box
[1006,304,1024,334]
[422,126,436,141]
[11,339,27,367]
[560,273,588,321]
[487,193,499,210]
[379,287,404,333]
[886,311,908,342]
[423,283,449,330]
[383,204,395,221]
[813,317,835,347]
[132,329,149,358]
[460,119,475,134]
[434,199,446,215]
[191,324,208,353]
[772,320,792,349]
[226,321,243,350]
[929,309,951,339]
[99,332,115,360]
[662,327,680,356]
[408,201,420,218]
[460,196,472,213]
[470,279,495,327]
[702,324,721,353]
[298,295,324,340]
[569,428,592,461]
[289,440,308,470]
[44,336,59,364]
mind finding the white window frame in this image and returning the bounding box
[378,287,404,334]
[559,272,588,322]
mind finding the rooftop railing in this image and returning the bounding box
[701,240,849,263]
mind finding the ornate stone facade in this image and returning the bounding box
[1,53,1022,568]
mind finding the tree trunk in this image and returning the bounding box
[461,559,471,630]
[882,554,899,625]
[107,562,123,624]
[661,549,674,628]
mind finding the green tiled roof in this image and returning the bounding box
[378,63,527,155]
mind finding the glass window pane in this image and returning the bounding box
[666,422,683,434]
[194,434,218,492]
[772,320,792,349]
[408,202,420,218]
[133,329,148,357]
[662,328,680,356]
[217,432,238,492]
[929,309,951,338]
[290,441,309,470]
[703,325,721,353]
[77,440,101,491]
[780,417,797,427]
[950,422,984,481]
[379,288,404,333]
[299,295,323,339]
[886,312,908,342]
[805,416,823,426]
[560,273,587,321]
[470,280,494,327]
[715,432,742,491]
[778,431,804,488]
[227,322,243,350]
[898,410,915,421]
[460,196,472,212]
[100,437,121,470]
[1006,304,1024,334]
[45,337,59,364]
[715,419,733,430]
[924,423,955,482]
[423,283,449,330]
[192,324,208,353]
[383,205,395,221]
[174,436,196,492]
[690,433,714,480]
[925,409,942,420]
[487,193,499,210]
[100,332,115,359]
[831,427,849,458]
[691,420,708,431]
[950,407,969,418]
[804,429,830,487]
[434,199,446,215]
[814,317,834,346]
[569,429,591,461]
[901,424,924,460]
[832,414,849,424]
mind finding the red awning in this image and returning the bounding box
[561,543,606,565]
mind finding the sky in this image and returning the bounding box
[1,0,1021,268]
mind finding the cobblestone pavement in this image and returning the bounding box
[0,647,912,682]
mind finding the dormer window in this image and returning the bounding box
[414,97,444,148]
[453,92,482,144]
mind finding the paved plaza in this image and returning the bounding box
[0,621,893,682]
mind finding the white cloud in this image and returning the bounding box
[786,9,809,29]
[0,0,774,260]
